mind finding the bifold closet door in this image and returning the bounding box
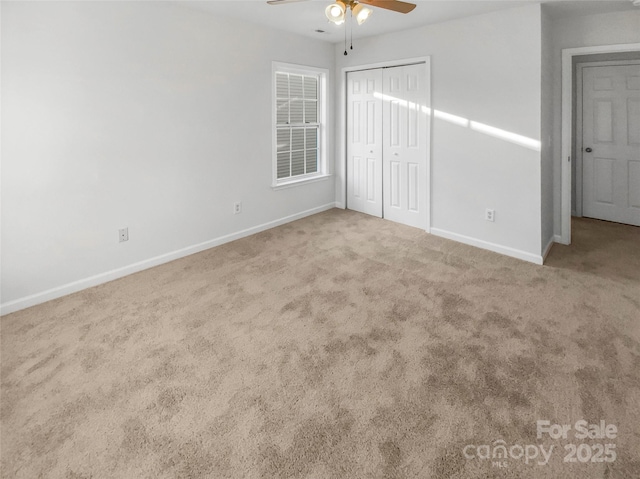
[382,64,428,230]
[346,69,383,218]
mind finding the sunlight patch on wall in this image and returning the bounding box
[373,92,541,152]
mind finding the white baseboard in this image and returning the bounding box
[554,233,569,245]
[1,203,337,316]
[430,228,544,265]
[542,236,555,262]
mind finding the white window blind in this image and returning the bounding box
[275,72,320,180]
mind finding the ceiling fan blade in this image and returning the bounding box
[267,0,310,4]
[358,0,416,14]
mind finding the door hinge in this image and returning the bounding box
[568,156,571,162]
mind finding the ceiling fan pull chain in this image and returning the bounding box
[350,7,353,50]
[344,14,348,55]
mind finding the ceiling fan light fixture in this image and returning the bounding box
[352,4,372,25]
[325,1,346,24]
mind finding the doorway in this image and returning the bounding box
[559,43,640,244]
[345,61,430,230]
[576,61,640,227]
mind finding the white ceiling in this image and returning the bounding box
[176,0,637,43]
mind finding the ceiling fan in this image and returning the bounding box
[267,0,417,26]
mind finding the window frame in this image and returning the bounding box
[272,62,329,188]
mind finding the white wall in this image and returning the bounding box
[335,5,543,263]
[541,5,555,254]
[549,9,640,235]
[1,1,335,313]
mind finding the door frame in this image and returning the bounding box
[559,43,640,245]
[574,59,640,218]
[339,56,432,232]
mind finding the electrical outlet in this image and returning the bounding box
[485,209,495,222]
[234,202,242,215]
[119,227,129,242]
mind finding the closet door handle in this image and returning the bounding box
[585,147,592,153]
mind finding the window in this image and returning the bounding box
[273,63,328,187]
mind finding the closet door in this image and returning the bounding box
[346,69,383,218]
[382,64,428,229]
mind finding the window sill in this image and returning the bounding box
[272,174,332,191]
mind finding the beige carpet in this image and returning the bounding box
[1,209,639,478]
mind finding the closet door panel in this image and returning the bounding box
[382,64,428,229]
[347,69,383,218]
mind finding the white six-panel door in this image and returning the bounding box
[382,64,428,230]
[346,63,428,229]
[582,64,640,226]
[346,69,383,218]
